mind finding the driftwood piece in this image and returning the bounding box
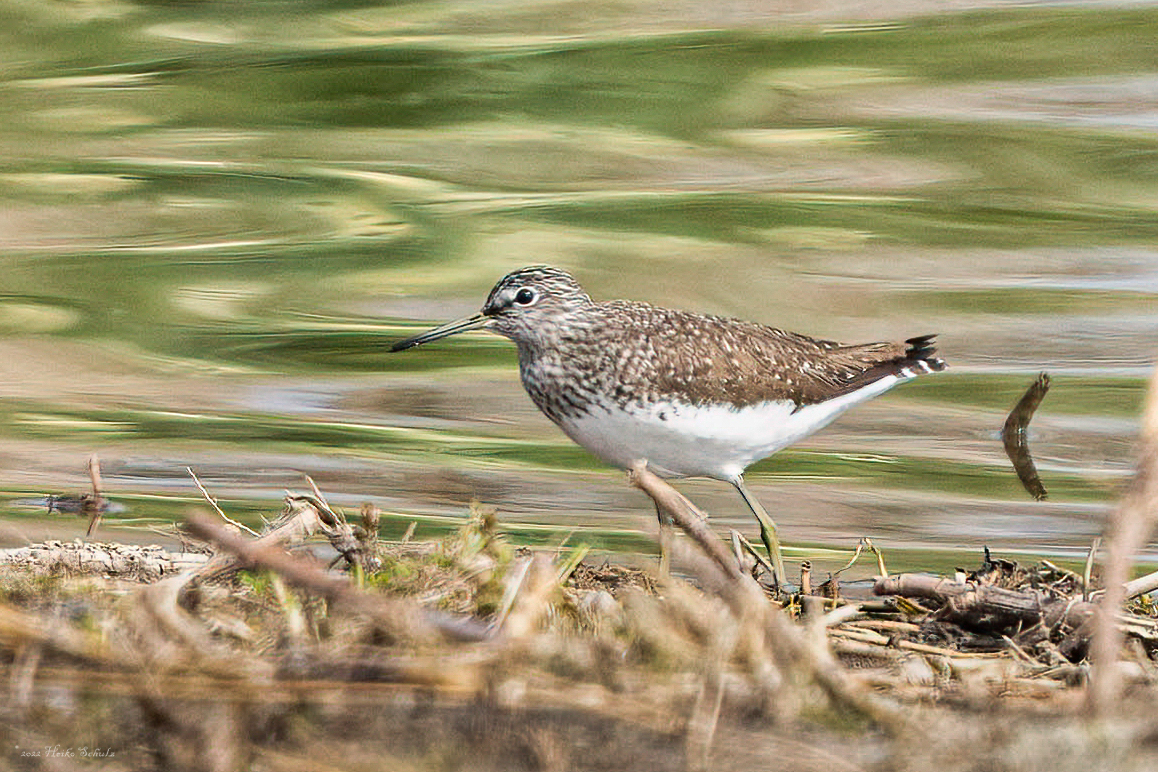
[874,573,1049,628]
[41,455,118,538]
[289,489,381,575]
[186,472,379,579]
[874,573,1105,630]
[875,570,1158,664]
[1123,565,1158,600]
[872,573,1135,662]
[0,541,208,580]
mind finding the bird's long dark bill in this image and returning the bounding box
[390,313,489,352]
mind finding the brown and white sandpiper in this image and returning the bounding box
[392,266,946,582]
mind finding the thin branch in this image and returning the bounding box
[304,474,332,512]
[628,462,741,582]
[733,529,777,578]
[1083,536,1101,601]
[187,467,260,537]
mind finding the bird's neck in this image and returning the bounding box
[508,308,595,359]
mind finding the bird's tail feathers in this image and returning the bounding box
[898,334,947,377]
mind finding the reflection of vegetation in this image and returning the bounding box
[913,288,1158,316]
[751,448,1120,503]
[898,372,1146,418]
[0,399,606,469]
[180,325,517,371]
[0,390,1127,505]
[77,8,1158,133]
[3,4,1158,362]
[480,192,1158,247]
[0,0,1154,557]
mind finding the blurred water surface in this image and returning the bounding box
[1,0,1156,570]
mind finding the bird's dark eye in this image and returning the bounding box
[514,288,537,305]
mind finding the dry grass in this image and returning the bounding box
[3,473,1158,772]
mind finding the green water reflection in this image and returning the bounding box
[0,0,1154,564]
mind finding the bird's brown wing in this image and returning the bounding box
[603,302,943,407]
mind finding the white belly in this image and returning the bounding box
[554,374,908,480]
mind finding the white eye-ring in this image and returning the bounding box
[513,287,538,305]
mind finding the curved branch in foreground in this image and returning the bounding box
[1088,363,1158,713]
[627,461,909,735]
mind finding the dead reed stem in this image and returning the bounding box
[1088,364,1158,713]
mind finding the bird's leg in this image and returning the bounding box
[654,501,672,579]
[731,476,786,586]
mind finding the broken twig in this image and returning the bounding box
[187,467,260,537]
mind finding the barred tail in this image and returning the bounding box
[898,334,947,377]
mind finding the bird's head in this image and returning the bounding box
[390,266,592,351]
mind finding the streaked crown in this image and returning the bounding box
[482,266,593,340]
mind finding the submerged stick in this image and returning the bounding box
[1002,373,1051,501]
[84,454,104,537]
